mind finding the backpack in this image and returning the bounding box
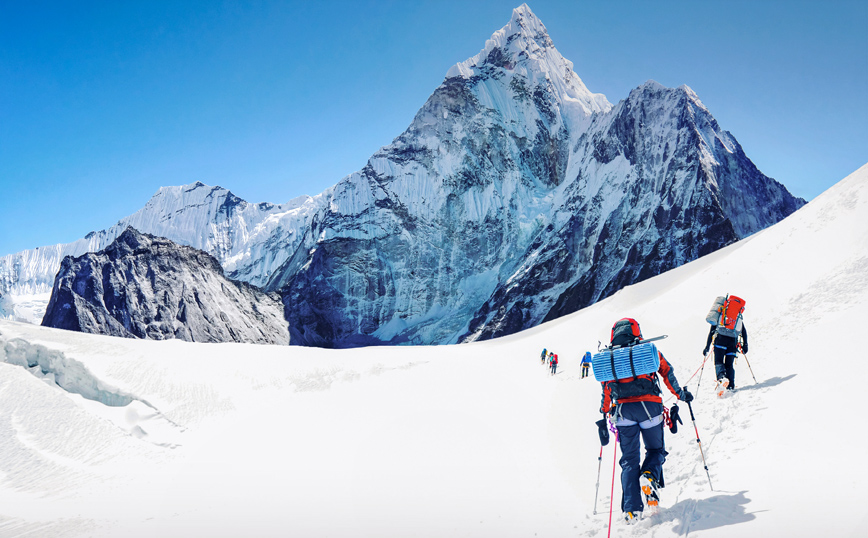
[593,318,662,401]
[592,342,660,382]
[707,294,746,339]
[705,296,726,325]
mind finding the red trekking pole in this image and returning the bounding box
[686,396,714,491]
[738,343,758,384]
[606,423,619,537]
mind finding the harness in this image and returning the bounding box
[608,344,662,423]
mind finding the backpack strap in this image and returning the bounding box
[628,345,638,379]
[609,349,618,380]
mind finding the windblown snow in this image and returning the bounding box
[1,163,864,536]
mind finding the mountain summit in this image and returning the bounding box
[263,5,804,346]
[9,5,805,347]
[447,4,611,117]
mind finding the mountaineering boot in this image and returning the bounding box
[624,511,642,525]
[641,471,660,512]
[715,378,729,398]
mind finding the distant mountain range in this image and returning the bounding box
[2,4,804,346]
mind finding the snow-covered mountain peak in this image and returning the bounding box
[621,81,720,137]
[635,79,667,93]
[627,81,702,104]
[445,4,610,116]
[147,181,244,212]
[677,83,700,98]
[676,84,712,115]
[504,3,549,44]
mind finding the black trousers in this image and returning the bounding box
[713,345,736,389]
[616,401,667,513]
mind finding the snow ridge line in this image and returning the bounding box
[0,335,135,407]
[0,333,185,447]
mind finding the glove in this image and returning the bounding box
[669,404,683,434]
[680,388,694,403]
[702,347,709,356]
[742,343,748,354]
[596,418,610,446]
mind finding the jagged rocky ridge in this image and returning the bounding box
[267,6,804,345]
[42,228,289,344]
[8,4,804,347]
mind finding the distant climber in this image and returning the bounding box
[581,351,592,379]
[703,295,748,394]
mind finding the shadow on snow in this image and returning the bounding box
[649,490,760,534]
[736,374,797,392]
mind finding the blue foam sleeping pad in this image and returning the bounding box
[592,342,660,382]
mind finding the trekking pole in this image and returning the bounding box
[593,445,603,515]
[686,397,714,491]
[739,347,758,384]
[606,422,619,537]
[696,351,711,394]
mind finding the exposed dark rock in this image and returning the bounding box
[42,227,289,344]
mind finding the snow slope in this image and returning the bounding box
[0,164,864,536]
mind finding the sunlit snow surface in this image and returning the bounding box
[1,164,865,536]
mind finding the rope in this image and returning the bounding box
[663,349,712,405]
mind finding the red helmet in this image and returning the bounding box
[611,318,642,346]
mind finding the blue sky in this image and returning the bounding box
[1,0,866,256]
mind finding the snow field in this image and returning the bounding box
[0,164,866,536]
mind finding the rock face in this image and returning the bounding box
[42,228,289,344]
[462,81,806,340]
[1,182,318,299]
[9,5,805,347]
[270,6,805,346]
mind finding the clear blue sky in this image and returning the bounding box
[2,0,866,256]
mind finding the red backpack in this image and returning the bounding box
[716,295,746,338]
